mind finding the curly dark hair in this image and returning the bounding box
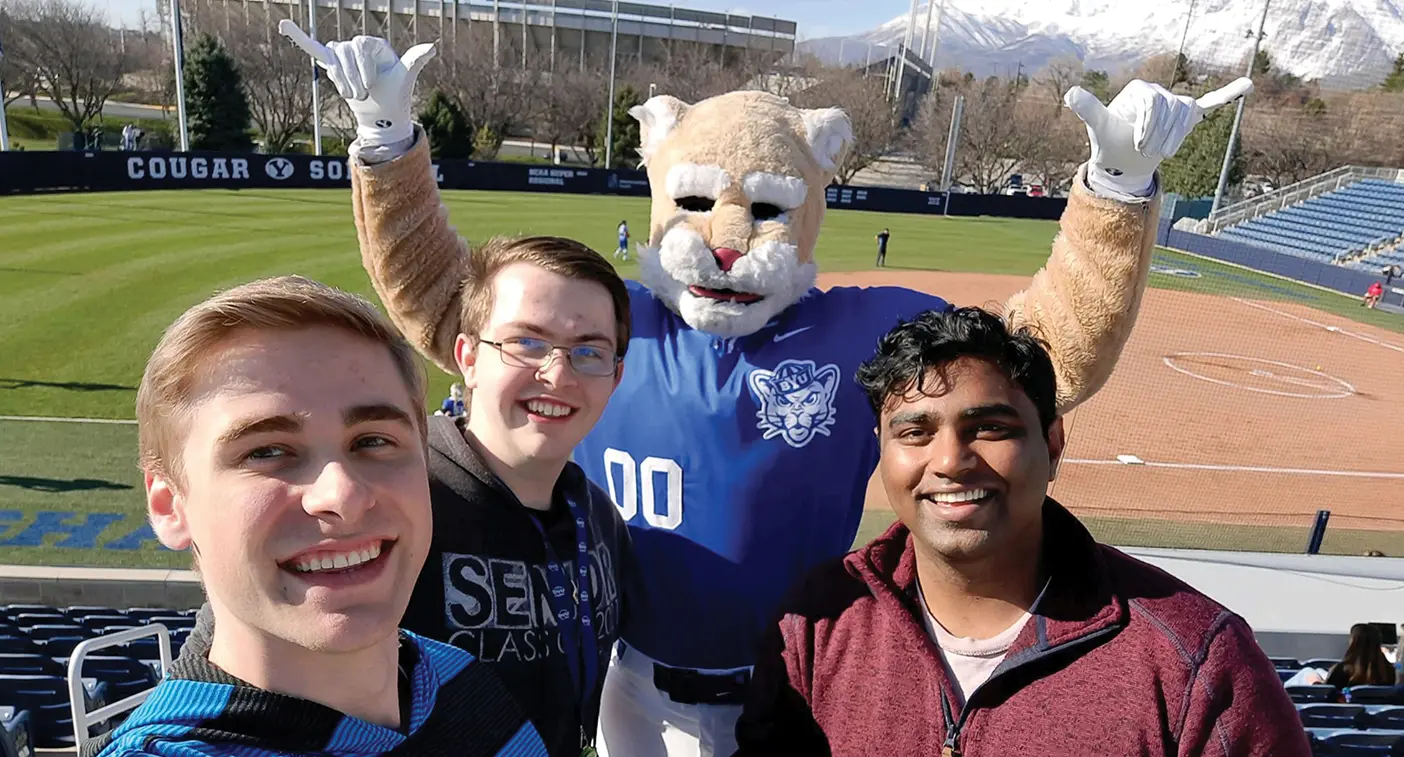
[855,307,1057,435]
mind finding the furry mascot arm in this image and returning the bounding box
[1006,78,1253,414]
[280,24,464,374]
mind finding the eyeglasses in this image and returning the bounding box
[478,336,621,377]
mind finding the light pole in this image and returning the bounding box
[1210,0,1270,217]
[603,0,619,168]
[0,34,10,152]
[169,0,190,151]
[309,0,322,155]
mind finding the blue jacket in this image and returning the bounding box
[83,616,548,757]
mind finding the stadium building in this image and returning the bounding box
[182,0,797,70]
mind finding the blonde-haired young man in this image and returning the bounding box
[86,275,547,757]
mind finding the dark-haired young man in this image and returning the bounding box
[733,307,1309,756]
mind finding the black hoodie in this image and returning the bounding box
[399,415,638,757]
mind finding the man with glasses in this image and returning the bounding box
[391,235,640,757]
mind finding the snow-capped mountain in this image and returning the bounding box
[800,0,1404,89]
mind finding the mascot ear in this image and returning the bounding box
[800,107,854,175]
[630,95,691,166]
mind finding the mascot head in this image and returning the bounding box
[629,90,853,338]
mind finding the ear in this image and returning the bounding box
[612,358,625,390]
[1047,416,1066,481]
[800,108,854,175]
[817,365,841,396]
[146,470,192,552]
[630,95,691,166]
[454,333,479,389]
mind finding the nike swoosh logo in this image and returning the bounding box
[773,327,814,343]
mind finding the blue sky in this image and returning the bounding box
[103,0,904,40]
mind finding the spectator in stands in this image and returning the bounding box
[1383,264,1401,287]
[1325,623,1396,690]
[87,276,546,756]
[733,306,1310,756]
[1364,281,1384,308]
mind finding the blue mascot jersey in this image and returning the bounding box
[574,281,951,670]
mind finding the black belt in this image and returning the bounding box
[620,642,752,706]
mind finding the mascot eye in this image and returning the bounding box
[751,203,784,221]
[676,196,716,213]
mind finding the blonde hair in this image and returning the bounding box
[459,236,631,353]
[136,275,427,488]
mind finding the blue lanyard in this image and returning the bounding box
[527,492,598,735]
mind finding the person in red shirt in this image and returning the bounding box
[733,306,1309,757]
[1365,281,1385,309]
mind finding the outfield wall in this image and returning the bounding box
[0,150,1068,220]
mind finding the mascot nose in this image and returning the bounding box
[713,247,745,272]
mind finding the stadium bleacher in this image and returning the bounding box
[1,601,1401,754]
[0,603,195,751]
[1218,178,1404,266]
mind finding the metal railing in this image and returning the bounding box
[1196,165,1404,235]
[67,624,175,754]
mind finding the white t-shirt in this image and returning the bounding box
[918,578,1049,706]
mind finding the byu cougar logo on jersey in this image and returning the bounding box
[748,359,840,448]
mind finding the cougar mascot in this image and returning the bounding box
[283,22,1249,757]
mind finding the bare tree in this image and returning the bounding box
[8,0,131,131]
[0,6,38,107]
[422,27,533,158]
[952,77,1024,193]
[910,88,953,185]
[790,67,900,184]
[533,65,608,163]
[1033,55,1084,106]
[1015,99,1085,195]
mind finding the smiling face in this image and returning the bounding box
[878,357,1065,566]
[456,262,623,470]
[631,91,853,337]
[145,325,432,655]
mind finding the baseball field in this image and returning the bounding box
[3,188,1402,568]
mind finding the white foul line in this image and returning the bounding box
[1065,457,1404,480]
[1231,297,1404,354]
[0,415,137,425]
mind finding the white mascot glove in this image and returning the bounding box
[1064,77,1254,199]
[279,20,435,148]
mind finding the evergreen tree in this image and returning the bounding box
[417,90,473,159]
[1080,70,1111,103]
[183,34,253,151]
[598,85,642,169]
[1252,50,1272,77]
[1384,53,1404,92]
[1159,105,1244,198]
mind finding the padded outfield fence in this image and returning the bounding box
[0,149,1068,220]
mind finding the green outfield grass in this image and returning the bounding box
[2,189,1400,568]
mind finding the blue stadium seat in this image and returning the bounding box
[123,609,174,624]
[20,625,81,643]
[0,654,63,678]
[1218,179,1404,263]
[9,617,66,634]
[35,637,85,658]
[70,656,158,702]
[74,615,135,634]
[1306,659,1344,670]
[1366,707,1404,729]
[0,606,56,619]
[1347,686,1404,706]
[61,606,115,619]
[1300,703,1367,728]
[1291,685,1342,704]
[1274,657,1304,670]
[1320,729,1404,756]
[0,640,35,657]
[0,705,35,757]
[0,674,108,749]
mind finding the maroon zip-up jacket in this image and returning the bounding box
[733,498,1310,756]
